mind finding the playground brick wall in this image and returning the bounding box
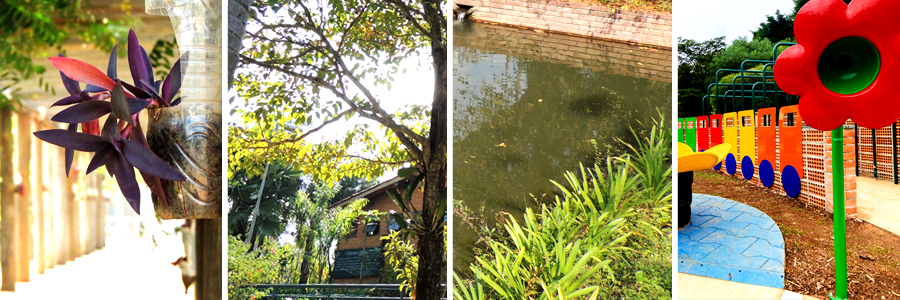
[856,120,900,182]
[715,117,857,218]
[453,20,672,83]
[455,0,672,49]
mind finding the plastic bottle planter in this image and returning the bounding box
[146,0,222,219]
[146,107,222,219]
[775,0,900,131]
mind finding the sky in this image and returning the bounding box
[676,0,797,43]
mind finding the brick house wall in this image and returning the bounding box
[330,177,424,283]
[455,0,672,48]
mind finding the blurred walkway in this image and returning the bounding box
[857,177,900,236]
[1,236,192,300]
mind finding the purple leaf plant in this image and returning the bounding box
[34,29,188,215]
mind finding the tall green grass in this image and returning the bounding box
[454,113,672,299]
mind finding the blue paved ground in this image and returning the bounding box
[679,194,786,289]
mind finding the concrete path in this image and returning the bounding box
[856,176,900,236]
[679,194,786,289]
[0,236,192,300]
[679,273,819,300]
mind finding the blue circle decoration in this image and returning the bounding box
[725,154,736,175]
[714,162,722,170]
[759,160,774,188]
[782,165,802,198]
[741,156,754,180]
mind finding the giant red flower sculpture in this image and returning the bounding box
[774,0,900,131]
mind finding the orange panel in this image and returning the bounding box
[757,107,777,165]
[780,105,804,178]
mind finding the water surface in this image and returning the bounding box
[452,22,672,275]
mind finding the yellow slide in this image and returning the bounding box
[678,143,732,173]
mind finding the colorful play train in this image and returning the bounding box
[679,105,804,198]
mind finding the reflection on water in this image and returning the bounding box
[452,22,672,275]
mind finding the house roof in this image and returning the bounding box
[327,175,412,209]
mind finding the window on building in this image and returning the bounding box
[388,213,401,234]
[365,220,380,236]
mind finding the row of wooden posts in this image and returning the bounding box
[0,106,108,291]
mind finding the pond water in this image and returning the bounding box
[452,21,672,275]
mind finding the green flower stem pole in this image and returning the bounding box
[832,128,847,300]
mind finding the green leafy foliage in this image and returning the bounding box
[753,10,794,43]
[229,0,443,182]
[293,181,376,284]
[677,36,726,117]
[382,231,418,296]
[0,0,134,106]
[455,118,672,299]
[227,236,288,299]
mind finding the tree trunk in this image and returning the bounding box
[298,231,315,284]
[1,107,18,291]
[416,1,448,296]
[227,0,254,89]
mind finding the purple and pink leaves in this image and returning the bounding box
[36,28,189,215]
[34,115,185,214]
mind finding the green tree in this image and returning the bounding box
[230,0,446,298]
[677,36,726,117]
[292,187,372,284]
[228,163,305,248]
[752,10,794,43]
[708,37,776,76]
[0,0,132,106]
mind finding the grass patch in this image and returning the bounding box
[560,0,672,12]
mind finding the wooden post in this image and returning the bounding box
[43,122,54,270]
[56,146,69,266]
[196,219,222,300]
[35,119,46,274]
[65,152,77,263]
[16,111,33,282]
[1,106,17,291]
[72,175,81,259]
[95,176,104,250]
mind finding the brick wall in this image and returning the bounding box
[454,22,671,83]
[336,188,424,251]
[455,0,672,48]
[856,120,900,183]
[713,114,857,217]
[332,187,424,282]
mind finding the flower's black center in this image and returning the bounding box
[817,36,880,95]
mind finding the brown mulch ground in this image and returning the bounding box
[693,170,900,300]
